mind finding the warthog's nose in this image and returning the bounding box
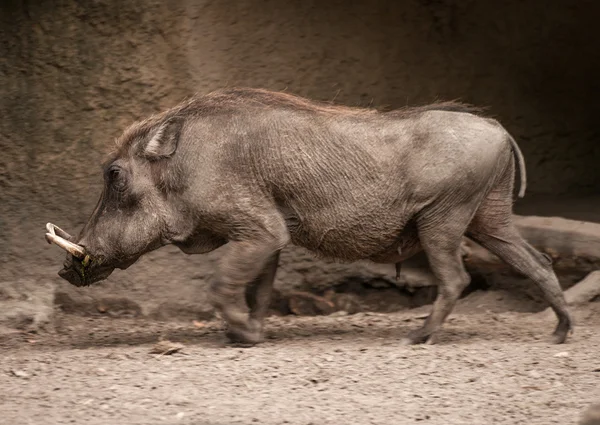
[58,264,84,286]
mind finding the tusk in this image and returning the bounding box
[46,223,73,241]
[45,222,86,259]
[45,233,86,259]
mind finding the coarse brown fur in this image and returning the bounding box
[53,87,571,347]
[115,88,484,152]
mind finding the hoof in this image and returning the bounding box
[550,316,574,344]
[400,328,436,346]
[225,319,264,346]
[550,329,571,344]
[424,333,437,345]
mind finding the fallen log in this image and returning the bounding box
[462,215,600,273]
[545,271,600,310]
[560,271,600,305]
[397,215,600,290]
[515,215,600,260]
[536,270,600,319]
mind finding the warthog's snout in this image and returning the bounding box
[57,254,116,287]
[45,222,115,286]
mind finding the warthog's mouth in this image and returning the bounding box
[57,260,115,287]
[45,222,119,287]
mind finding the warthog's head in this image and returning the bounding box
[46,111,214,286]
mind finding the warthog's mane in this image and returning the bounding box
[115,87,486,154]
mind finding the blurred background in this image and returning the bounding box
[1,0,599,321]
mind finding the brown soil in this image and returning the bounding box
[2,292,599,425]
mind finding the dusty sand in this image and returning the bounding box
[1,296,599,425]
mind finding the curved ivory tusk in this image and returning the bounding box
[45,233,86,259]
[45,223,86,259]
[46,223,73,241]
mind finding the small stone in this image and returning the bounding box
[149,340,184,355]
[528,370,542,378]
[554,351,570,358]
[176,412,185,419]
[10,369,29,379]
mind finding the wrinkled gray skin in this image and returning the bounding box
[56,88,572,346]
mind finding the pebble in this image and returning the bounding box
[10,369,29,379]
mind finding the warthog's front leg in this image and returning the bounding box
[210,221,287,345]
[245,251,280,323]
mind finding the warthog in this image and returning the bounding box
[46,88,572,345]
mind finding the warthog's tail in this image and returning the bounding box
[507,134,527,198]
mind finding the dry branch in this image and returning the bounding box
[462,215,600,272]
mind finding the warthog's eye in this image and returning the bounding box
[107,165,127,192]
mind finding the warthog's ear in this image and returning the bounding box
[142,117,183,160]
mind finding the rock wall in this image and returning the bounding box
[1,0,598,325]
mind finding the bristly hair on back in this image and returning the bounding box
[113,88,488,154]
[385,99,488,118]
[199,87,488,118]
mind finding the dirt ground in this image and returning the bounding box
[1,291,599,425]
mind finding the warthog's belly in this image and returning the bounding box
[368,232,422,264]
[284,208,419,263]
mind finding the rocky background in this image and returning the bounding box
[1,0,598,329]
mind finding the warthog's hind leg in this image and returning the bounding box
[468,222,573,343]
[400,212,471,345]
[467,166,573,343]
